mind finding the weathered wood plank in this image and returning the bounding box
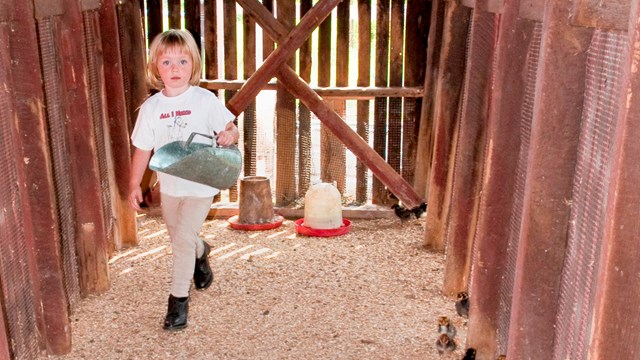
[466,3,536,358]
[388,0,404,177]
[204,0,218,80]
[424,1,471,251]
[507,1,593,358]
[146,0,163,42]
[589,0,640,357]
[372,0,390,204]
[184,0,201,48]
[59,0,111,296]
[168,0,180,29]
[99,0,138,249]
[402,0,429,186]
[275,0,297,205]
[519,0,545,21]
[298,0,313,196]
[356,0,372,203]
[223,0,238,202]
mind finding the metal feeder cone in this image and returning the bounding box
[228,176,283,230]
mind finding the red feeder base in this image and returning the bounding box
[294,218,352,237]
[228,215,284,231]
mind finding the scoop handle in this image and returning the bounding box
[184,132,214,148]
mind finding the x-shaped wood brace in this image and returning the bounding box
[226,0,424,209]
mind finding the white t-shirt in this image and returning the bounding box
[131,86,236,197]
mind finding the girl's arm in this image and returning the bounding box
[216,120,239,147]
[129,147,153,211]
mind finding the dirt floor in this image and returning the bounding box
[42,213,467,360]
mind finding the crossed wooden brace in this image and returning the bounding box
[226,0,424,209]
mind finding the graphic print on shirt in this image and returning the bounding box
[165,109,192,142]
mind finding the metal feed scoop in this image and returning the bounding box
[149,132,242,189]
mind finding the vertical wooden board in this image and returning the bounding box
[424,1,471,251]
[571,0,630,31]
[507,1,593,358]
[168,0,180,29]
[415,0,444,198]
[10,0,73,353]
[262,0,274,58]
[298,0,313,196]
[402,0,429,186]
[442,8,497,295]
[204,0,218,80]
[275,0,297,204]
[147,0,163,42]
[318,0,333,186]
[117,0,149,136]
[466,5,535,359]
[388,0,403,176]
[223,0,238,201]
[243,5,257,176]
[356,0,371,203]
[372,0,389,204]
[99,0,137,249]
[184,0,201,49]
[0,294,9,359]
[58,0,110,296]
[589,1,640,357]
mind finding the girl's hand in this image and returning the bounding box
[129,186,143,211]
[215,130,235,147]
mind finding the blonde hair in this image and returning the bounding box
[146,29,202,90]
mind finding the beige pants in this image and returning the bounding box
[161,193,213,298]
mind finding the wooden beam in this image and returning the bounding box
[226,0,341,116]
[589,0,640,357]
[356,0,372,203]
[507,1,593,358]
[519,0,545,21]
[236,0,425,209]
[201,80,424,98]
[372,0,390,204]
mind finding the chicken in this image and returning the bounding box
[455,291,469,318]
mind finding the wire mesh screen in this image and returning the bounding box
[0,29,39,360]
[83,10,115,245]
[553,30,627,360]
[497,20,543,354]
[37,17,81,312]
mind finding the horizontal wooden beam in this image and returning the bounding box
[570,0,630,30]
[200,79,423,98]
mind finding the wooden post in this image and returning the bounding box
[58,0,111,295]
[507,1,592,358]
[5,0,71,354]
[99,0,138,248]
[423,1,471,250]
[243,1,257,176]
[466,3,536,358]
[298,0,313,197]
[356,0,372,203]
[167,0,180,29]
[146,0,163,41]
[223,0,238,202]
[588,0,640,357]
[388,0,404,176]
[204,0,218,80]
[372,0,389,204]
[185,0,200,49]
[442,7,497,295]
[414,0,445,198]
[275,0,297,205]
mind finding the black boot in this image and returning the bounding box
[194,241,213,290]
[163,294,189,330]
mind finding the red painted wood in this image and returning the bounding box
[507,2,593,358]
[589,1,640,357]
[99,0,138,248]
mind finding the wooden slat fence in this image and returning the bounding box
[144,0,428,206]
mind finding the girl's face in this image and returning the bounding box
[157,47,193,96]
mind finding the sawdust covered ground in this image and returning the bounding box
[41,214,467,360]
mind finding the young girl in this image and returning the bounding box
[128,29,238,330]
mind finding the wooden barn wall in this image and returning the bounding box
[0,0,137,357]
[427,0,640,359]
